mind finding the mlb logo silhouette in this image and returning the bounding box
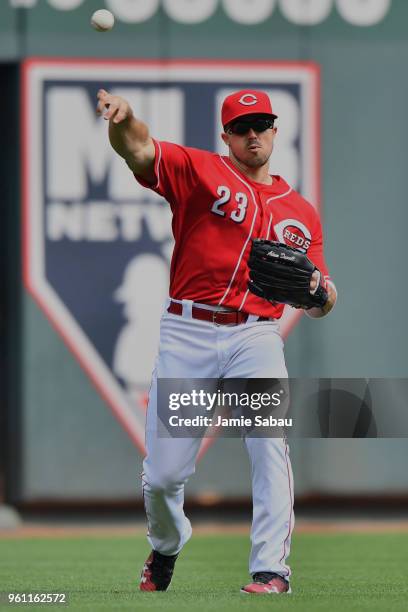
[22,59,320,453]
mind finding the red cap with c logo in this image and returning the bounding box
[221,89,278,127]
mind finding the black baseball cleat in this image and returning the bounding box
[240,571,291,594]
[140,550,179,592]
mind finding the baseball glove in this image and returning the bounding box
[247,239,328,309]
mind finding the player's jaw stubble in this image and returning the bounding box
[230,136,274,171]
[230,147,272,172]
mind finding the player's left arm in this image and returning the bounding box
[306,215,337,319]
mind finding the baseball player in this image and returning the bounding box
[96,88,337,595]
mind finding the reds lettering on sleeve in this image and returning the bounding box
[135,139,331,318]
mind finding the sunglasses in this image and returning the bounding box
[227,118,275,135]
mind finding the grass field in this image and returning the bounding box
[1,532,407,611]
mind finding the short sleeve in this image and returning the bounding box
[134,139,209,209]
[307,212,332,285]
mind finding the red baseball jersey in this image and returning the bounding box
[136,140,331,318]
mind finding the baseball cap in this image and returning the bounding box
[221,89,278,128]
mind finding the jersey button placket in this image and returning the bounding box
[258,191,271,239]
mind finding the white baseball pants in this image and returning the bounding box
[142,300,294,578]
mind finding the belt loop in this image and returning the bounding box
[182,299,193,319]
[246,314,259,324]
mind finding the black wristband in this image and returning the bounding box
[309,284,328,309]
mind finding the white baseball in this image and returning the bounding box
[91,9,115,32]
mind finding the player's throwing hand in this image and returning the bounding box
[96,89,132,124]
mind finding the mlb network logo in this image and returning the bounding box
[22,59,320,453]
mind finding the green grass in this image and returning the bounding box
[0,532,407,611]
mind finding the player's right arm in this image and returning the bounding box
[96,89,155,183]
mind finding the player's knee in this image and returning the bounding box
[143,467,193,493]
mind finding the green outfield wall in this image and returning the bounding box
[3,0,408,503]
